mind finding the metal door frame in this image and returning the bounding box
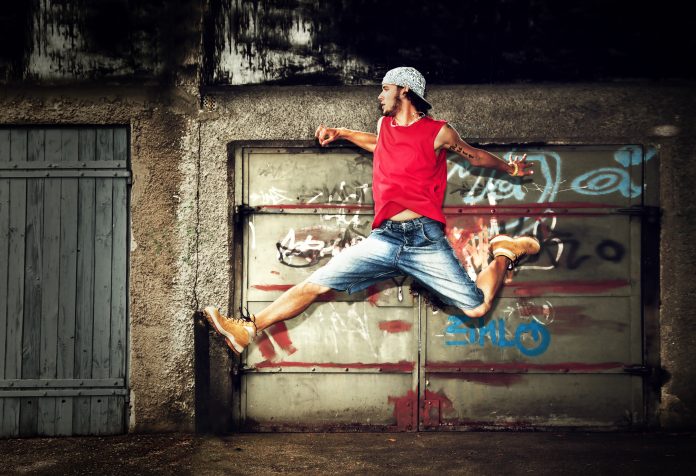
[227,141,660,431]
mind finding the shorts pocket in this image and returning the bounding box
[421,221,445,243]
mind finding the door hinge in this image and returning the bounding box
[622,364,651,376]
[422,399,441,427]
[234,204,257,224]
[616,205,661,219]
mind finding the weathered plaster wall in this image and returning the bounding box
[0,85,200,432]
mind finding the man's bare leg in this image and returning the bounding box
[463,256,510,318]
[253,280,331,332]
[202,279,331,354]
[462,234,541,318]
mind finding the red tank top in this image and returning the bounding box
[372,116,448,228]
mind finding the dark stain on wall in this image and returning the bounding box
[0,1,33,80]
[0,0,201,83]
[78,0,202,80]
[0,0,694,84]
[205,0,696,85]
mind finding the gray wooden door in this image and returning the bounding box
[0,127,129,437]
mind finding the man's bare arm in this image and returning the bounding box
[315,124,377,152]
[435,124,533,176]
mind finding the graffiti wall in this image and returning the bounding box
[235,144,650,430]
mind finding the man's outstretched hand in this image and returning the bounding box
[315,124,342,147]
[508,153,534,177]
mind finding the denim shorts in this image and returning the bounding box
[307,216,485,311]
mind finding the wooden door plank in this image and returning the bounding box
[61,130,78,162]
[72,397,91,436]
[108,177,128,434]
[0,129,8,432]
[27,129,44,163]
[37,130,62,436]
[21,130,45,436]
[10,129,27,162]
[55,396,73,436]
[57,173,78,437]
[2,174,26,437]
[96,129,114,161]
[110,179,128,378]
[90,129,114,435]
[91,175,113,435]
[56,128,81,437]
[0,176,7,433]
[58,176,78,379]
[73,129,97,434]
[0,129,10,162]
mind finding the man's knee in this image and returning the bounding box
[462,301,491,319]
[297,280,332,297]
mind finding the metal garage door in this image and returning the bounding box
[0,127,130,437]
[230,142,656,431]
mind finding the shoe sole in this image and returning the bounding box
[490,235,541,254]
[515,236,541,254]
[490,235,541,266]
[202,306,244,355]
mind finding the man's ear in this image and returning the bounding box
[400,87,409,98]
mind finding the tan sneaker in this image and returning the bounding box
[489,234,541,268]
[202,306,257,355]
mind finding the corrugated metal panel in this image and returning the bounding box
[0,127,130,437]
[232,143,653,431]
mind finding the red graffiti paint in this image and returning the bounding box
[425,360,626,373]
[254,360,415,372]
[267,321,297,356]
[388,390,418,431]
[259,204,372,211]
[421,389,454,427]
[442,202,618,217]
[378,320,413,333]
[255,332,277,361]
[550,310,629,334]
[366,285,380,306]
[251,284,339,301]
[507,279,629,296]
[270,270,280,275]
[252,284,293,292]
[444,202,616,211]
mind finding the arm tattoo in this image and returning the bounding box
[448,143,478,162]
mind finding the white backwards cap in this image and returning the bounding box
[381,66,432,108]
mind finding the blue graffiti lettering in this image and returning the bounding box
[514,322,551,356]
[570,167,641,198]
[446,152,562,206]
[445,316,551,356]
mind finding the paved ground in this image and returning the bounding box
[1,432,695,475]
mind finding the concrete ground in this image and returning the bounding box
[1,432,695,475]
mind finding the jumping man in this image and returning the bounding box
[203,66,540,354]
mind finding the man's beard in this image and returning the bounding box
[380,96,401,117]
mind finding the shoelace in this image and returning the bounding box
[234,306,258,333]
